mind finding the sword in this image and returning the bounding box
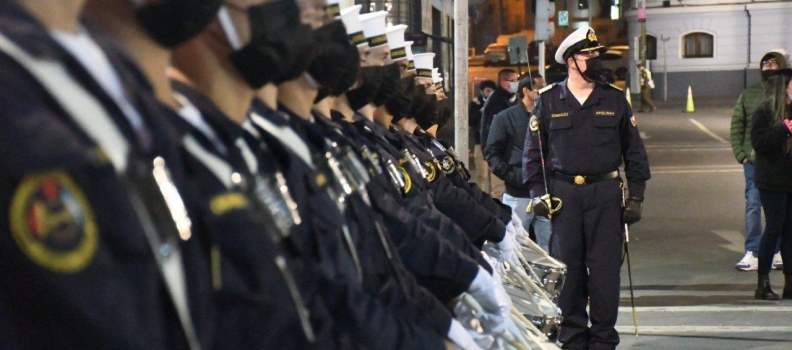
[621,183,639,337]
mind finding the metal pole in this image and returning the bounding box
[661,35,670,101]
[538,41,546,77]
[588,0,593,25]
[639,0,646,67]
[454,0,469,159]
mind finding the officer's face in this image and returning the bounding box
[367,44,390,66]
[358,44,371,66]
[396,60,410,77]
[214,0,268,53]
[569,50,600,72]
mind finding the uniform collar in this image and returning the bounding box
[558,79,607,108]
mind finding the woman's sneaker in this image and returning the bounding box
[773,252,784,270]
[735,251,758,271]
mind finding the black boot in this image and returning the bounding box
[783,274,792,299]
[755,274,780,300]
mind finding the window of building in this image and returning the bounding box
[682,32,714,58]
[646,34,657,60]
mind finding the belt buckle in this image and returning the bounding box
[573,175,586,185]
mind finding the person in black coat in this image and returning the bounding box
[750,68,792,300]
[480,69,519,152]
[485,73,552,251]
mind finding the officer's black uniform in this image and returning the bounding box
[523,79,650,349]
[398,127,507,247]
[168,82,328,349]
[413,128,513,225]
[248,101,447,349]
[353,116,493,278]
[0,4,210,348]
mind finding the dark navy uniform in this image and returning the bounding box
[398,127,507,247]
[248,101,447,349]
[353,116,493,281]
[523,80,650,349]
[0,4,209,349]
[413,129,513,225]
[168,82,325,349]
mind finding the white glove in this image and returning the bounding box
[510,211,524,231]
[466,267,511,333]
[447,319,485,350]
[509,214,530,243]
[483,224,518,266]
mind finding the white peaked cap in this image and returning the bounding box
[404,41,416,71]
[413,52,435,78]
[555,26,607,64]
[340,5,367,47]
[359,11,389,48]
[386,24,408,61]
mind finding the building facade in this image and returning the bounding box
[625,0,792,98]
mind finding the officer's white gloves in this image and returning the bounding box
[465,266,512,333]
[484,223,518,268]
[447,319,485,350]
[509,212,531,243]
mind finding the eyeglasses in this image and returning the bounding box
[762,59,779,67]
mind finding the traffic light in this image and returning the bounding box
[535,0,555,42]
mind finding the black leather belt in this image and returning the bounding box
[551,170,619,185]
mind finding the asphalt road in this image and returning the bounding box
[614,99,792,349]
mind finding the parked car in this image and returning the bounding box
[484,44,508,66]
[485,41,556,67]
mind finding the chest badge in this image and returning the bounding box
[529,115,539,132]
[10,171,99,273]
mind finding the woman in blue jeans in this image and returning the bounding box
[750,68,792,299]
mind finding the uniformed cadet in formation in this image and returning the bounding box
[523,27,651,350]
[0,0,557,349]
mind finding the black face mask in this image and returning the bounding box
[372,64,401,107]
[386,77,414,123]
[308,21,360,96]
[415,96,439,130]
[347,66,384,110]
[132,0,222,48]
[575,56,604,82]
[228,0,314,89]
[408,84,431,118]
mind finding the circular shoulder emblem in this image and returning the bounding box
[9,172,98,273]
[440,156,456,175]
[423,161,437,182]
[529,115,540,132]
[398,166,412,194]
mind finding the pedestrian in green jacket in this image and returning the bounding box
[731,50,788,271]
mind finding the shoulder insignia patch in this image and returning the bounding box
[423,161,438,182]
[398,167,412,194]
[631,115,638,127]
[607,83,623,91]
[10,171,98,273]
[538,83,556,95]
[529,115,540,132]
[210,192,250,216]
[440,156,456,175]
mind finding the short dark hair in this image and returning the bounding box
[516,74,534,98]
[479,80,496,91]
[497,69,517,82]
